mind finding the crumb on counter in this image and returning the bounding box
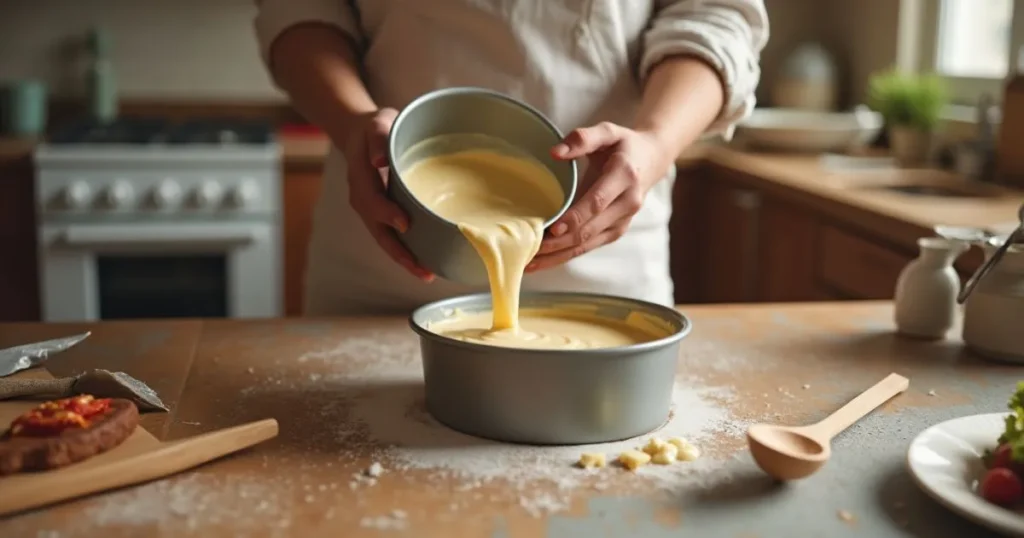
[618,450,651,471]
[578,452,607,469]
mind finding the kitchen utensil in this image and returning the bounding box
[747,373,909,481]
[409,292,691,445]
[387,87,578,285]
[958,203,1024,304]
[0,368,278,517]
[733,106,883,154]
[907,412,1024,536]
[0,332,90,377]
[0,368,168,412]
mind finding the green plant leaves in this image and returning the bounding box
[867,69,949,131]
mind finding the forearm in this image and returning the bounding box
[633,55,725,156]
[268,23,376,148]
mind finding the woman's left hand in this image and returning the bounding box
[527,122,674,272]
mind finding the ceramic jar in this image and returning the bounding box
[771,42,838,111]
[894,237,968,339]
[962,244,1024,362]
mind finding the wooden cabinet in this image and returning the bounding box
[669,164,938,304]
[818,225,913,300]
[672,169,821,304]
[283,160,324,316]
[0,146,40,321]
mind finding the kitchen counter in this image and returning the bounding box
[700,146,1024,252]
[0,301,1016,538]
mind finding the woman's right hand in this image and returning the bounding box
[342,108,435,282]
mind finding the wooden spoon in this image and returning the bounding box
[747,373,909,481]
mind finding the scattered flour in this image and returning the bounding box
[361,513,408,530]
[289,331,753,518]
[20,327,753,536]
[17,472,296,537]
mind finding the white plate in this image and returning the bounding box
[907,412,1024,536]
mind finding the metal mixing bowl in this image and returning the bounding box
[409,292,693,445]
[386,87,578,286]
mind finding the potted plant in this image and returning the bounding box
[867,70,949,166]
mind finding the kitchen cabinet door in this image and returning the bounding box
[283,163,323,316]
[698,179,762,303]
[756,197,820,302]
[669,163,709,304]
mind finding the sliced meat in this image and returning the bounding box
[0,399,140,475]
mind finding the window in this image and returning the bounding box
[915,0,1024,105]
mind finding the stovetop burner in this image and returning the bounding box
[48,117,275,146]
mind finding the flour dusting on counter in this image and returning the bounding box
[292,331,750,518]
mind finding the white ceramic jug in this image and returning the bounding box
[962,243,1024,362]
[894,237,968,339]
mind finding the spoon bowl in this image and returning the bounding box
[747,424,831,481]
[746,373,909,481]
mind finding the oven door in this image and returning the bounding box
[38,221,281,321]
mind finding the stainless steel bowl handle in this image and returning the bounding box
[958,203,1024,304]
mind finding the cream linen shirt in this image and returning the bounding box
[254,0,769,315]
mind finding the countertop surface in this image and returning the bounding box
[0,301,1017,538]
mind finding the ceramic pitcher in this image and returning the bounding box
[894,237,968,339]
[962,243,1024,362]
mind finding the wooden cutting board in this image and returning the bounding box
[0,368,279,517]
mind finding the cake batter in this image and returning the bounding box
[402,139,666,350]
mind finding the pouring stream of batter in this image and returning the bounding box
[403,148,562,331]
[402,139,666,349]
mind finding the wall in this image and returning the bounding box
[0,0,899,106]
[0,0,281,100]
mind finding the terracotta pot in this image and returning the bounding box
[888,125,934,166]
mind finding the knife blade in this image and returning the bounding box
[0,332,91,377]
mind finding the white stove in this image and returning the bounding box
[34,117,283,321]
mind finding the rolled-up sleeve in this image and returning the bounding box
[253,0,363,77]
[640,0,769,138]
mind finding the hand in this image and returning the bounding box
[343,108,434,282]
[527,122,673,272]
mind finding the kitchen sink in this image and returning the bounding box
[875,184,997,198]
[834,169,1004,199]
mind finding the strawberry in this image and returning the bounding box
[981,468,1024,507]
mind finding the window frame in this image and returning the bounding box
[913,0,1024,105]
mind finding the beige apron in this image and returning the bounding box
[252,0,770,315]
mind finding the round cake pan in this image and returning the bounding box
[409,292,692,445]
[386,87,578,286]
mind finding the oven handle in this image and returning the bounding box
[60,224,262,249]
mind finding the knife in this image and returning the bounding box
[0,332,91,377]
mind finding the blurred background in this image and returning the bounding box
[1,0,1021,323]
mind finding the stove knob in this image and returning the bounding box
[228,179,261,208]
[104,180,135,209]
[62,181,93,210]
[193,180,224,209]
[153,178,183,209]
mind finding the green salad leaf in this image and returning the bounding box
[999,381,1024,462]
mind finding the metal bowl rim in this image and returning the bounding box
[386,86,579,230]
[408,291,693,356]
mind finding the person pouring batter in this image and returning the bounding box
[254,0,769,315]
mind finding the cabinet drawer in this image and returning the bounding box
[818,226,912,300]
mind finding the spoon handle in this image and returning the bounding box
[807,373,910,441]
